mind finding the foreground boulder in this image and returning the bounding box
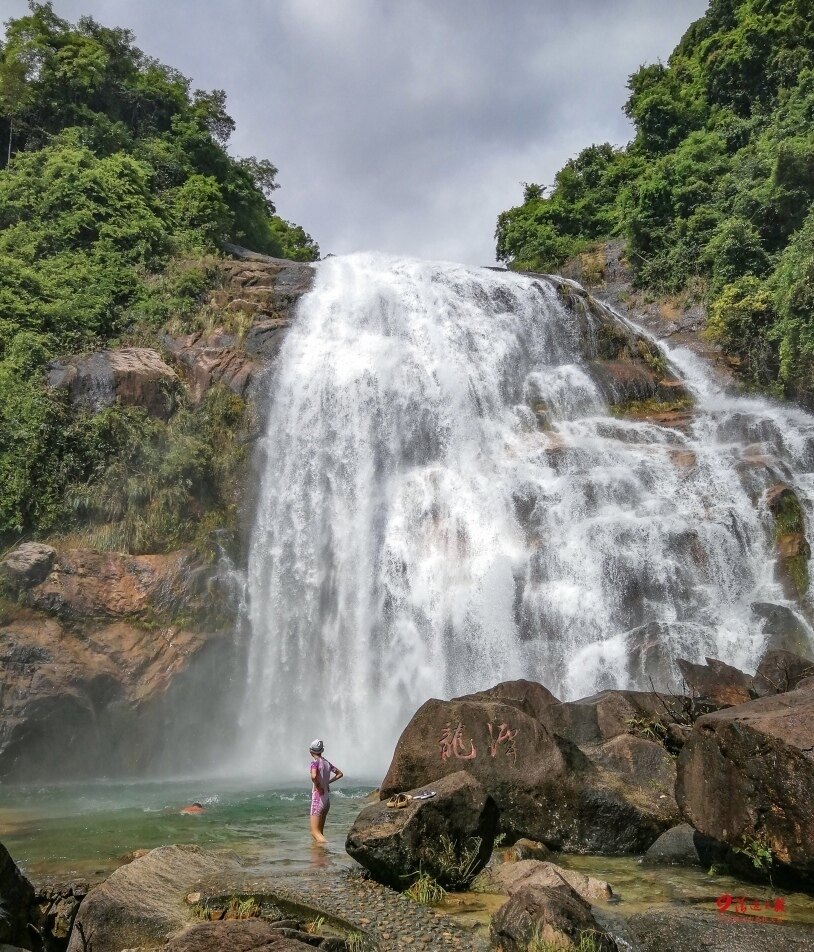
[380,681,679,853]
[491,881,617,952]
[0,841,35,948]
[0,543,55,592]
[626,906,814,952]
[67,846,241,952]
[677,686,814,880]
[163,919,318,951]
[346,771,498,889]
[48,347,180,419]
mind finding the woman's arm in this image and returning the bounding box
[311,765,324,794]
[329,767,344,784]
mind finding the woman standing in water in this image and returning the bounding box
[309,739,343,843]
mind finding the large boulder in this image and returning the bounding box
[48,347,180,419]
[675,657,753,706]
[345,771,498,889]
[379,682,679,853]
[490,881,617,952]
[676,686,814,880]
[66,846,239,952]
[626,906,814,952]
[0,842,35,949]
[641,823,727,868]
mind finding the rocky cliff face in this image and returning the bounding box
[0,250,315,781]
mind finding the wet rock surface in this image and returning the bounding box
[346,771,498,889]
[752,649,814,697]
[0,840,36,949]
[676,686,814,880]
[484,859,613,903]
[642,823,727,868]
[626,906,814,952]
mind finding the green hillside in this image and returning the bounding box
[495,0,814,403]
[0,3,317,545]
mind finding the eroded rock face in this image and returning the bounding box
[0,546,237,781]
[676,687,814,879]
[379,682,679,854]
[66,846,239,952]
[48,348,180,419]
[490,881,617,952]
[752,602,814,656]
[161,256,315,407]
[0,841,35,948]
[346,771,498,889]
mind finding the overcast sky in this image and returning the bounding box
[2,0,708,264]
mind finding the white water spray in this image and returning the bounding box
[239,253,814,777]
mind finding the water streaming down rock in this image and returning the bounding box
[239,253,814,777]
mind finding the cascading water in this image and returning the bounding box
[239,252,814,778]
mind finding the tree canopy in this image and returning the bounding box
[0,3,318,542]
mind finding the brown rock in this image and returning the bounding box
[23,547,194,619]
[490,882,617,952]
[346,771,498,889]
[676,687,814,878]
[162,330,260,402]
[66,846,240,952]
[379,682,677,853]
[0,544,236,781]
[0,542,55,591]
[675,656,753,706]
[503,838,551,862]
[48,348,180,419]
[488,859,613,902]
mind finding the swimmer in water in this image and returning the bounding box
[180,801,205,815]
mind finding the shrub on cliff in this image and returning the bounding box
[495,0,814,402]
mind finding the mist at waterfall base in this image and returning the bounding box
[238,252,814,782]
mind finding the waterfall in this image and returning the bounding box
[239,252,814,778]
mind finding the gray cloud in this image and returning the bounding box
[2,0,708,263]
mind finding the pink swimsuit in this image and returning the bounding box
[310,757,336,816]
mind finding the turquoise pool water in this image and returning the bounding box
[0,777,374,881]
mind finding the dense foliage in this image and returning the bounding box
[0,3,317,546]
[495,0,814,401]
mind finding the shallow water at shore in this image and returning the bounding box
[0,778,374,881]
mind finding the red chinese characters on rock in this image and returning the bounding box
[715,894,787,923]
[439,722,477,762]
[487,721,519,764]
[438,721,520,764]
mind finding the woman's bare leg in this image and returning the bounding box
[310,813,327,843]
